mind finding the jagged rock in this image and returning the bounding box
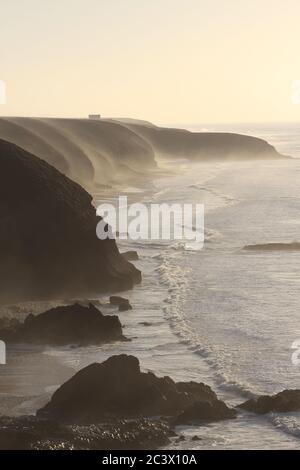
[0,415,173,450]
[0,139,141,304]
[109,296,132,311]
[175,400,237,425]
[118,303,133,312]
[122,251,139,261]
[110,296,130,305]
[238,389,300,414]
[0,303,125,345]
[37,354,235,424]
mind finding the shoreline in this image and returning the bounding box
[1,154,300,448]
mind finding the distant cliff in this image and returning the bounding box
[120,121,287,161]
[0,118,287,192]
[0,139,140,304]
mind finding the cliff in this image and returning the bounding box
[0,118,287,194]
[0,139,140,304]
[120,121,287,161]
[0,117,157,189]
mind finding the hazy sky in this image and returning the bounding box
[1,0,300,123]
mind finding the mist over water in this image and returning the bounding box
[1,122,300,448]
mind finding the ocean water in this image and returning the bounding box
[1,122,300,449]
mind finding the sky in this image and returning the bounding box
[1,0,300,124]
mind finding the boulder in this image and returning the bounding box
[110,296,130,305]
[118,303,133,312]
[109,296,132,311]
[0,303,125,346]
[238,389,300,414]
[175,400,236,425]
[37,354,235,424]
[0,139,141,304]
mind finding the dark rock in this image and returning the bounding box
[67,299,102,308]
[243,242,300,252]
[109,296,132,311]
[37,354,235,424]
[139,322,152,327]
[238,389,300,414]
[110,296,130,306]
[0,303,125,346]
[175,400,237,425]
[0,415,172,450]
[175,380,217,401]
[191,435,201,441]
[122,251,139,261]
[118,303,133,312]
[0,139,141,304]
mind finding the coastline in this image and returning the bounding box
[1,124,300,449]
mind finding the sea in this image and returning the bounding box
[1,122,300,449]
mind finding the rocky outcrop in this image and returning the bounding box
[0,139,141,304]
[175,400,236,425]
[38,354,236,424]
[109,296,132,311]
[0,415,173,450]
[0,303,125,346]
[238,390,300,414]
[118,303,133,312]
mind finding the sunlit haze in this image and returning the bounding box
[1,0,300,123]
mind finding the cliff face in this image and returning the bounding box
[0,139,140,304]
[120,122,286,161]
[0,118,287,194]
[0,118,157,189]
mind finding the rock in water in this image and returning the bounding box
[0,139,141,303]
[118,303,132,312]
[109,296,132,311]
[38,354,236,424]
[0,303,125,345]
[109,296,130,305]
[243,242,300,251]
[175,400,236,425]
[238,389,300,414]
